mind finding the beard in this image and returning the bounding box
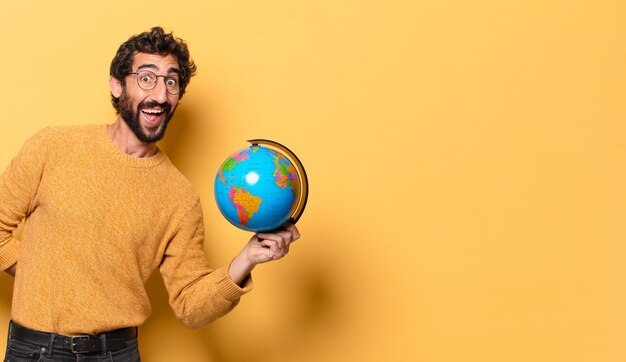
[118,89,176,143]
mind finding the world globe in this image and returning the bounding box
[214,139,308,233]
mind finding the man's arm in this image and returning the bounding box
[0,130,51,275]
[160,200,301,328]
[159,200,253,328]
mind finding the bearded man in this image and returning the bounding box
[0,27,299,362]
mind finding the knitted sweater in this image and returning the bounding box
[0,125,251,335]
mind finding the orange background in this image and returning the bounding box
[1,1,626,361]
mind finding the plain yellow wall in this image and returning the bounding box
[1,1,626,361]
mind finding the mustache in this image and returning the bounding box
[138,100,171,112]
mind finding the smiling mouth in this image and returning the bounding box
[141,108,166,125]
[142,108,165,116]
[142,108,163,114]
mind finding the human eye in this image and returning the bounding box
[138,71,155,84]
[165,77,178,87]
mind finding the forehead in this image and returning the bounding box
[131,53,179,73]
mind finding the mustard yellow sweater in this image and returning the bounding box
[0,125,251,335]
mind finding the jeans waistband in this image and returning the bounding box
[8,321,137,354]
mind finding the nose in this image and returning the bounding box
[149,78,169,104]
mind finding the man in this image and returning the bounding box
[0,27,299,361]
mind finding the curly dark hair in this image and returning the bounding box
[110,26,197,113]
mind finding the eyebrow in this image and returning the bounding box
[136,63,180,75]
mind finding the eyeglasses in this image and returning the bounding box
[128,70,181,95]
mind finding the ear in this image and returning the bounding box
[109,76,123,98]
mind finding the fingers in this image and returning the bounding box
[255,238,282,260]
[256,236,288,260]
[285,224,301,241]
[258,225,300,248]
[255,224,301,261]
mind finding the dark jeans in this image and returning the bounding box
[4,323,141,362]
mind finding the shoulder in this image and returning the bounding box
[27,124,103,146]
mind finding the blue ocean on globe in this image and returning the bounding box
[214,145,301,232]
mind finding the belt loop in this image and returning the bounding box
[46,334,55,358]
[100,333,107,357]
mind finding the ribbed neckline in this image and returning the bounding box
[97,124,169,168]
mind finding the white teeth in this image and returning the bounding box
[142,109,163,114]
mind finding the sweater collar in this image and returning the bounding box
[99,124,169,168]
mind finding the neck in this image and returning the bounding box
[107,117,158,158]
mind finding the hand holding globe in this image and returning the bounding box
[215,140,308,277]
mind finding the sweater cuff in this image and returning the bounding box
[216,266,253,302]
[0,238,19,271]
